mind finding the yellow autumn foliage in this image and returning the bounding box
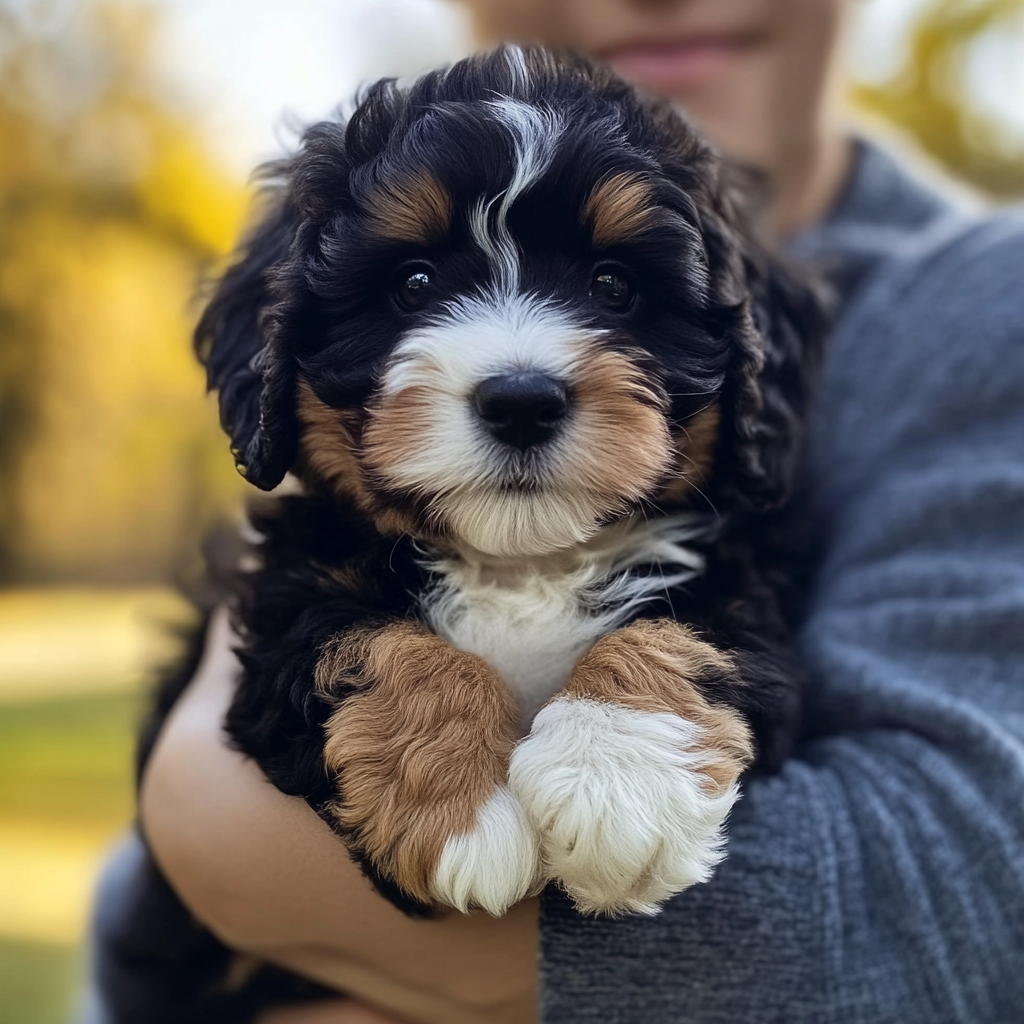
[851,0,1024,198]
[9,217,236,579]
[0,1,249,583]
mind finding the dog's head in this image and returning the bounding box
[197,45,825,558]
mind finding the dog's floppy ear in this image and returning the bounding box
[704,168,830,513]
[194,186,300,491]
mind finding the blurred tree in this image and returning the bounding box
[0,1,247,583]
[852,0,1024,198]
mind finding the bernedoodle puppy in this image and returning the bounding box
[117,43,826,1021]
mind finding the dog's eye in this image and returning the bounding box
[590,266,635,312]
[394,265,435,312]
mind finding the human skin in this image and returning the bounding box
[140,3,854,1022]
[141,610,539,1024]
[464,0,854,235]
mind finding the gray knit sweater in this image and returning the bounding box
[539,143,1024,1024]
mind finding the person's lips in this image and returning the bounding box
[600,34,763,92]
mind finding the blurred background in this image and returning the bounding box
[0,0,1022,1020]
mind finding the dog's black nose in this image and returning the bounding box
[473,372,570,451]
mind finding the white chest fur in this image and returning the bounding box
[421,514,709,726]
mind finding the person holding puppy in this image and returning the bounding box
[89,2,1024,1022]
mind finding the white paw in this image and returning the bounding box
[430,786,541,915]
[508,697,740,916]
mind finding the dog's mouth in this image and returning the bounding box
[425,481,629,558]
[414,443,662,557]
[483,444,564,489]
[360,400,674,557]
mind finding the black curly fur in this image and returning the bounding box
[109,45,829,1023]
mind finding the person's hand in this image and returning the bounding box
[140,608,538,1024]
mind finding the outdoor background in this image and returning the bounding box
[1,1,1023,1021]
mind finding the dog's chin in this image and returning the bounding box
[434,487,626,559]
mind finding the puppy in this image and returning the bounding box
[120,41,824,1022]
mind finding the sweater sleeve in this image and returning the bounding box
[538,215,1024,1024]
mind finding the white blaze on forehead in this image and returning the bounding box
[502,44,531,97]
[382,290,583,399]
[470,98,563,294]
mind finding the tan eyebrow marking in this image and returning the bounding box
[658,402,722,505]
[582,172,657,246]
[365,172,452,244]
[295,378,421,538]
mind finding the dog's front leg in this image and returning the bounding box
[316,620,540,916]
[508,618,754,915]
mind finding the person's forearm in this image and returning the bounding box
[140,609,538,1024]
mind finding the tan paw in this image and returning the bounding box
[318,621,538,913]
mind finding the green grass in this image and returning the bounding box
[0,939,83,1024]
[1,691,142,1023]
[0,691,141,830]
